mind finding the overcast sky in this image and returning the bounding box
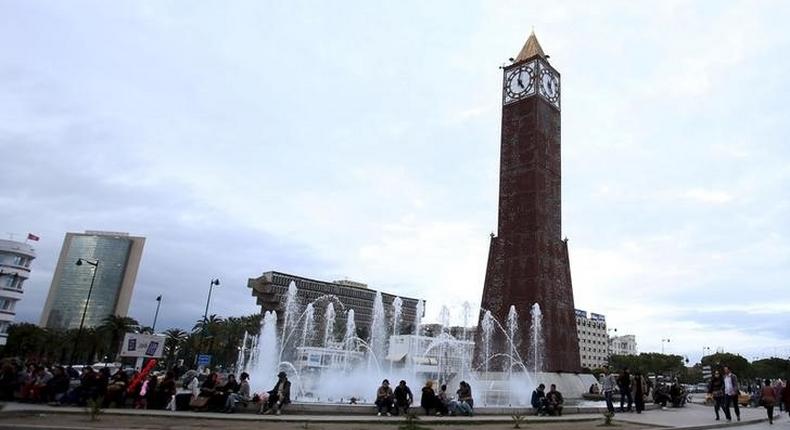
[2,0,789,363]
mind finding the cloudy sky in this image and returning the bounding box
[2,0,789,363]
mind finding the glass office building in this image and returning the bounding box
[40,231,145,329]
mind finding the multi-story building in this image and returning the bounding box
[40,231,145,329]
[610,334,637,356]
[248,271,423,342]
[0,239,36,345]
[575,309,608,370]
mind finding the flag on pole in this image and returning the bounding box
[27,233,40,241]
[156,295,162,302]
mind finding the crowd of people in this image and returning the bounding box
[374,379,474,416]
[3,357,789,422]
[0,358,288,414]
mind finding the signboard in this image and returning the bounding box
[590,313,606,322]
[197,354,212,367]
[120,333,165,358]
[575,309,587,318]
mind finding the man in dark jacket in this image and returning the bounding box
[531,383,547,416]
[618,368,633,412]
[393,380,413,416]
[263,371,291,415]
[546,384,564,416]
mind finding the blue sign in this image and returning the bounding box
[197,354,212,367]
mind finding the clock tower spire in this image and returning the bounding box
[477,33,580,373]
[515,30,546,61]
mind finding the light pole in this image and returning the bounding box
[702,346,711,362]
[151,295,162,333]
[71,258,99,365]
[661,338,670,354]
[202,279,220,325]
[198,278,220,359]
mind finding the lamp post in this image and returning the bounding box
[607,327,618,357]
[198,278,220,361]
[71,258,99,365]
[702,346,711,362]
[202,279,220,325]
[661,338,670,354]
[151,295,162,333]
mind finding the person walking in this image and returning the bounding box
[773,379,784,413]
[722,366,741,422]
[759,379,777,425]
[708,369,728,421]
[783,379,790,419]
[618,367,633,412]
[633,372,646,414]
[600,366,617,414]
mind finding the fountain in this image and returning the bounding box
[367,291,386,369]
[240,284,595,408]
[301,303,315,348]
[391,297,402,336]
[529,303,544,375]
[323,303,336,347]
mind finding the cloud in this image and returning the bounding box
[681,188,734,204]
[1,0,789,364]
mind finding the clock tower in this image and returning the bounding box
[478,32,581,372]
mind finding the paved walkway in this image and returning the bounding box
[0,401,780,429]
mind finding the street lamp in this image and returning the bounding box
[202,278,220,324]
[661,338,670,354]
[702,346,711,362]
[198,278,220,360]
[71,258,99,365]
[151,295,162,333]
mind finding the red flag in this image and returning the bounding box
[27,233,40,241]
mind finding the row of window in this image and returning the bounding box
[0,298,16,312]
[0,254,32,268]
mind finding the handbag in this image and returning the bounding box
[189,396,209,409]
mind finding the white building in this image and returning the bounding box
[610,334,637,356]
[575,309,608,370]
[0,239,37,345]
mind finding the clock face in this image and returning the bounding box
[503,62,536,105]
[539,68,560,106]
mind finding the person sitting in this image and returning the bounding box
[157,371,177,411]
[420,380,438,416]
[375,379,394,416]
[653,383,670,409]
[103,369,128,408]
[546,384,564,416]
[393,380,413,416]
[669,379,684,407]
[436,384,450,416]
[224,372,250,413]
[456,381,474,416]
[47,366,70,404]
[210,374,238,411]
[261,371,291,415]
[589,383,600,394]
[191,372,218,411]
[531,383,548,416]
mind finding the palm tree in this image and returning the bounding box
[99,315,140,361]
[163,328,188,366]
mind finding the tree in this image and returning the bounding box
[163,328,188,367]
[609,353,686,378]
[702,353,750,378]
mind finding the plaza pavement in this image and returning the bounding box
[0,401,781,429]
